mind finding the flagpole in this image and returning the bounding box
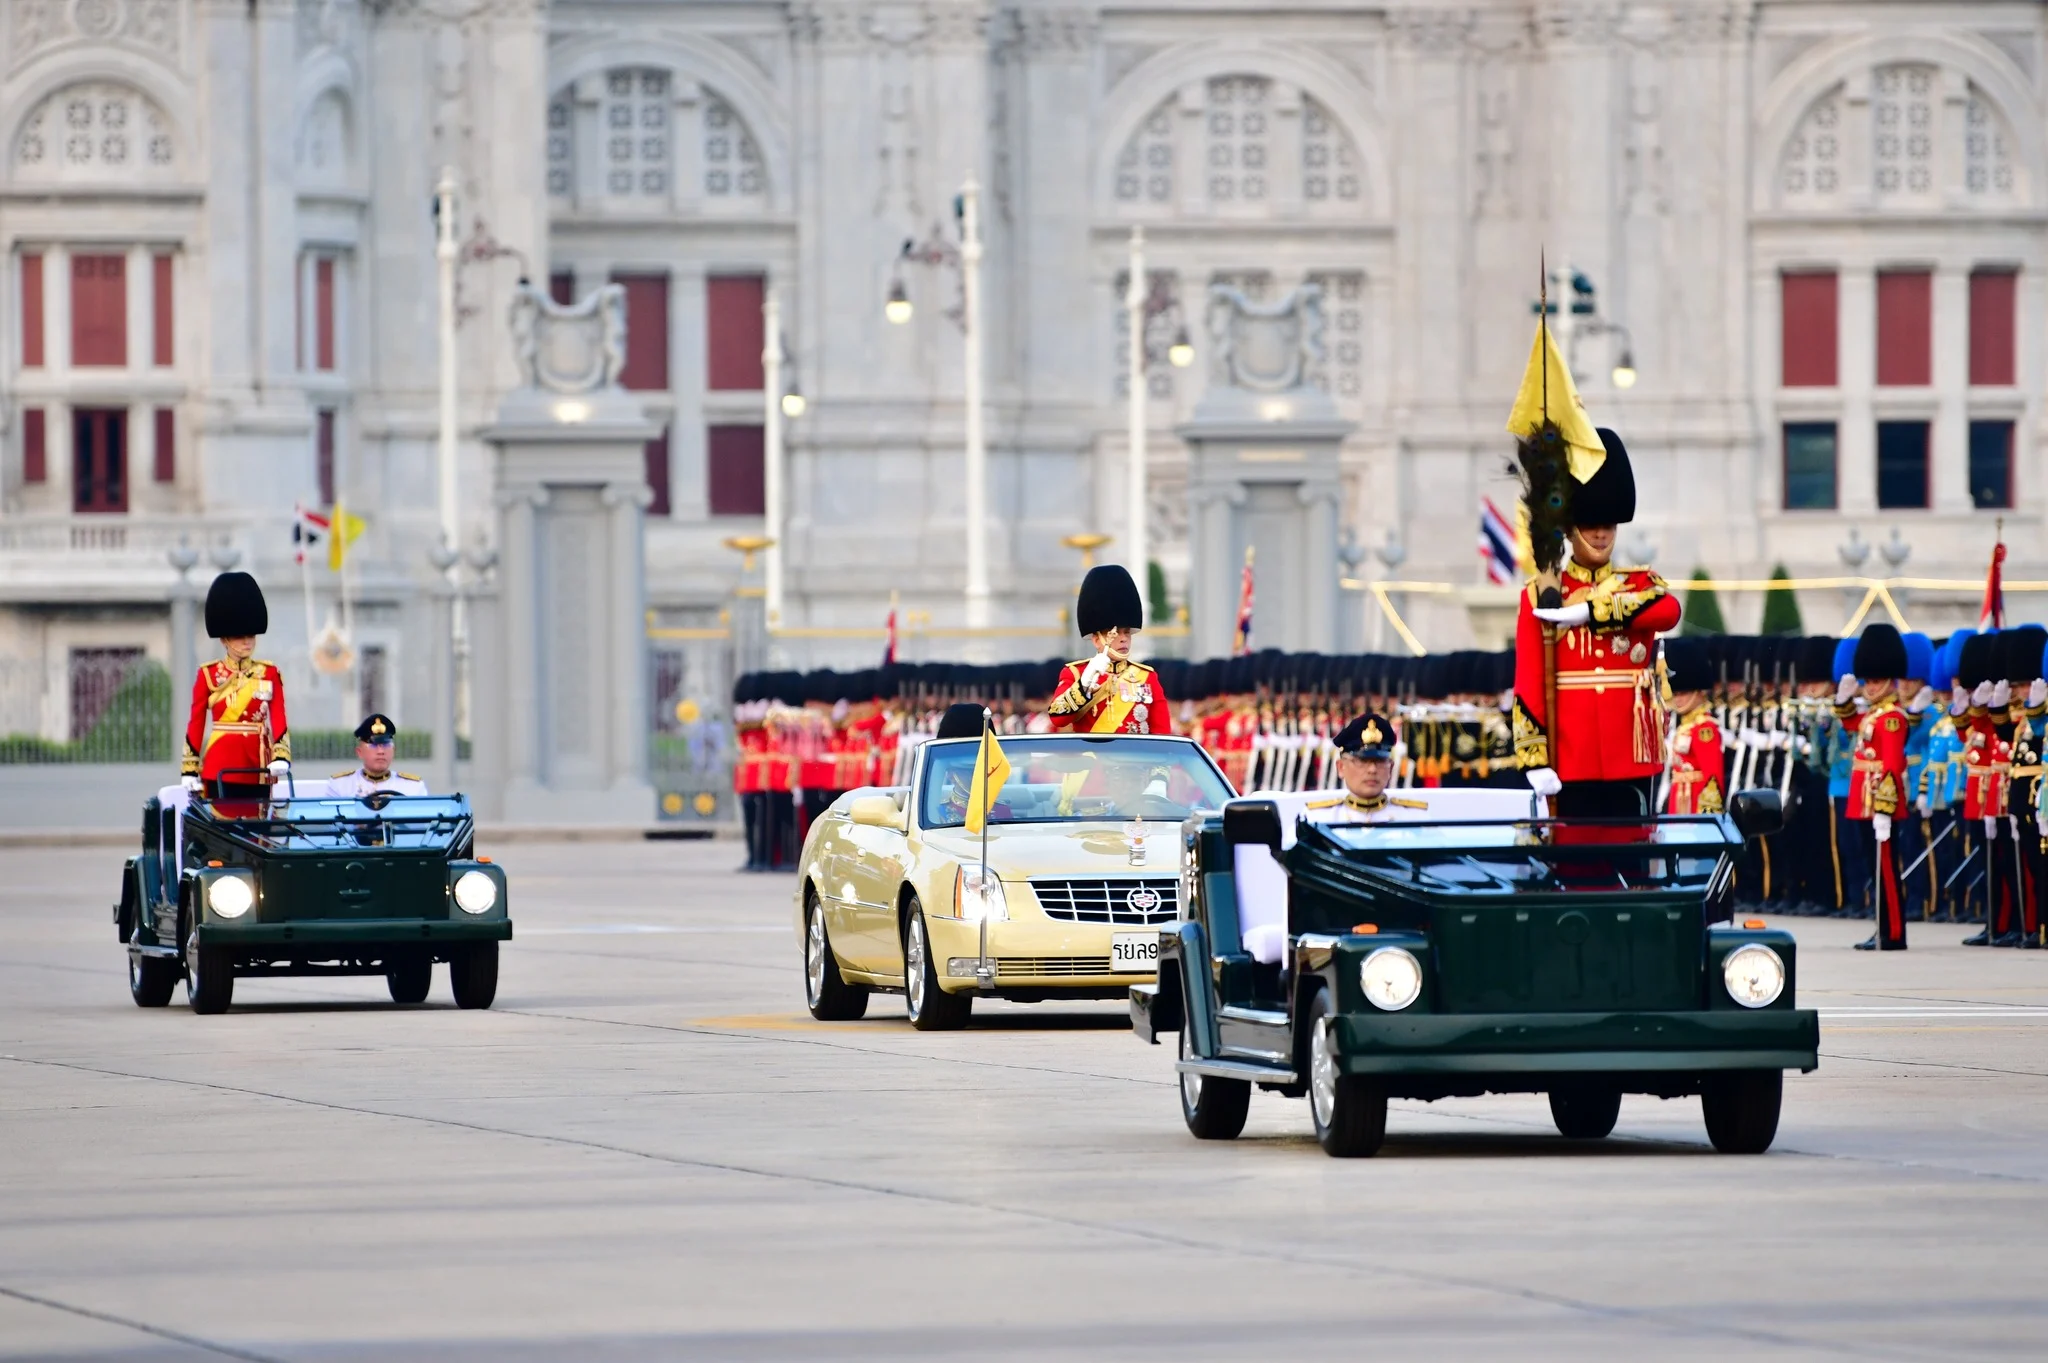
[977,708,993,991]
[297,506,317,660]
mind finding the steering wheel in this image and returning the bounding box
[362,790,397,811]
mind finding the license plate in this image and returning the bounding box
[1111,932,1159,974]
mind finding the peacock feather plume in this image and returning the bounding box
[1514,419,1571,578]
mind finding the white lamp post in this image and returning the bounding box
[763,289,785,629]
[434,167,459,572]
[1125,227,1147,646]
[960,177,989,630]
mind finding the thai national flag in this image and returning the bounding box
[1232,548,1255,657]
[882,602,898,666]
[1478,497,1518,586]
[1979,537,2007,632]
[292,504,331,565]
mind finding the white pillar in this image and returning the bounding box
[763,288,785,627]
[1126,227,1148,641]
[961,177,990,628]
[435,167,460,562]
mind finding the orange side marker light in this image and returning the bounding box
[1352,923,1379,935]
[1744,919,1766,929]
[207,860,223,868]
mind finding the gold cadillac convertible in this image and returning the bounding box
[794,731,1236,1029]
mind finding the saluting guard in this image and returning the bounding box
[1048,565,1172,736]
[1957,634,2018,946]
[181,572,291,802]
[1662,638,1724,816]
[328,714,430,798]
[1838,624,1912,951]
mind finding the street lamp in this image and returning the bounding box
[1533,261,1637,390]
[1168,328,1195,369]
[884,278,913,326]
[1125,227,1148,630]
[762,290,796,628]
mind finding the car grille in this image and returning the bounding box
[997,956,1114,977]
[1030,876,1179,925]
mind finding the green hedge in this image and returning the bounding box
[290,730,435,762]
[0,660,172,764]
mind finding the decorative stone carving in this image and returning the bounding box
[1385,7,1475,54]
[1473,66,1516,218]
[1015,8,1097,55]
[1623,59,1666,217]
[7,0,183,70]
[510,281,627,394]
[1205,281,1326,394]
[13,81,176,179]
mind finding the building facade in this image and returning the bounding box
[0,0,2039,747]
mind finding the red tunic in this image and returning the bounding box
[1512,563,1681,783]
[181,657,290,782]
[1841,697,1908,820]
[1960,710,2011,820]
[1665,710,1725,815]
[1046,658,1172,735]
[733,725,767,795]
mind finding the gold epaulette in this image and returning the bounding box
[332,769,355,778]
[1305,796,1345,810]
[398,772,420,782]
[1389,796,1428,809]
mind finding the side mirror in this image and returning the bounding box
[1728,789,1784,841]
[1222,800,1283,854]
[849,795,906,832]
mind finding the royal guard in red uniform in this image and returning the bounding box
[1661,638,1724,816]
[1512,428,1682,818]
[1048,564,1172,736]
[181,572,291,802]
[1837,624,1912,950]
[1956,634,2018,946]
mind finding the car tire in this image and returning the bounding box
[804,893,869,1021]
[449,942,499,1010]
[903,903,971,1032]
[1701,1070,1783,1154]
[1178,1020,1249,1140]
[184,922,234,1015]
[1306,990,1386,1158]
[1549,1083,1623,1139]
[387,956,432,1005]
[129,951,178,1008]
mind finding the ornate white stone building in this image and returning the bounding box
[0,0,2040,743]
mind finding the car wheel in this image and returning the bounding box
[387,956,432,1005]
[449,942,499,1010]
[1306,990,1385,1158]
[1701,1070,1783,1154]
[1549,1082,1623,1139]
[804,893,869,1021]
[128,951,178,1008]
[903,904,971,1032]
[1178,1019,1249,1140]
[184,922,234,1015]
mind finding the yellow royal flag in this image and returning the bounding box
[963,722,1011,836]
[1505,318,1606,483]
[327,504,366,573]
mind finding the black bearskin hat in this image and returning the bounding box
[1662,636,1713,695]
[934,703,988,741]
[1957,633,1998,690]
[1568,427,1637,528]
[1998,625,2047,684]
[1076,564,1144,636]
[1853,623,1909,681]
[204,571,268,638]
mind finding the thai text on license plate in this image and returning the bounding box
[1111,932,1159,973]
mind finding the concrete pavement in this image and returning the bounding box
[5,839,2047,1361]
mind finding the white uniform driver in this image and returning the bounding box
[328,713,430,799]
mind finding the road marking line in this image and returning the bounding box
[1819,1008,2048,1019]
[519,924,786,936]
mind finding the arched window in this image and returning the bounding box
[1780,88,1842,202]
[1776,61,2024,211]
[602,67,671,200]
[548,67,769,213]
[14,81,175,181]
[1111,73,1370,218]
[701,93,764,201]
[1301,96,1361,205]
[1114,105,1174,205]
[297,89,351,189]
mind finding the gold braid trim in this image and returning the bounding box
[1512,695,1549,768]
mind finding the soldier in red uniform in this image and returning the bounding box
[1048,564,1172,736]
[1837,624,1911,950]
[180,572,291,803]
[1957,633,2025,946]
[1661,638,1724,816]
[1513,429,1682,819]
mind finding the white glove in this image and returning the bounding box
[2038,811,2048,840]
[1080,651,1111,692]
[267,759,291,783]
[1907,685,1934,714]
[1872,812,1892,842]
[1917,794,1930,818]
[1835,674,1859,705]
[1992,679,2012,708]
[1972,681,1995,708]
[1533,602,1592,627]
[2031,679,2047,708]
[1526,767,1563,797]
[181,774,203,794]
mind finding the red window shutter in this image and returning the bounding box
[1780,272,1837,387]
[1970,269,2017,386]
[706,423,765,515]
[295,257,304,370]
[20,253,43,368]
[644,428,671,517]
[154,408,176,483]
[153,255,174,367]
[23,408,46,483]
[611,273,670,391]
[1876,270,1932,386]
[315,258,336,371]
[549,270,575,305]
[316,409,336,506]
[70,254,127,367]
[706,276,766,391]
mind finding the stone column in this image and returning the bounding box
[1839,268,1877,514]
[497,487,543,803]
[604,481,654,796]
[1931,265,1972,513]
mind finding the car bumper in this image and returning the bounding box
[1334,1008,1820,1075]
[921,914,1160,991]
[197,919,513,948]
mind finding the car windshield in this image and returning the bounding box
[1310,817,1734,894]
[921,736,1233,829]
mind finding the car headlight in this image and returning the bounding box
[1358,946,1422,1011]
[1723,943,1785,1008]
[954,865,1007,922]
[453,869,498,915]
[207,874,253,920]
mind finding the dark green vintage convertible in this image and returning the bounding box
[1131,788,1818,1156]
[115,777,511,1014]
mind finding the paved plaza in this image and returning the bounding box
[4,837,2047,1362]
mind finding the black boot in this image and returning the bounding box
[1961,928,1992,946]
[1854,936,1878,951]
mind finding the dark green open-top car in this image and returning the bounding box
[115,777,511,1014]
[1131,788,1818,1156]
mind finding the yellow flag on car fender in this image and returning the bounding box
[964,723,1011,835]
